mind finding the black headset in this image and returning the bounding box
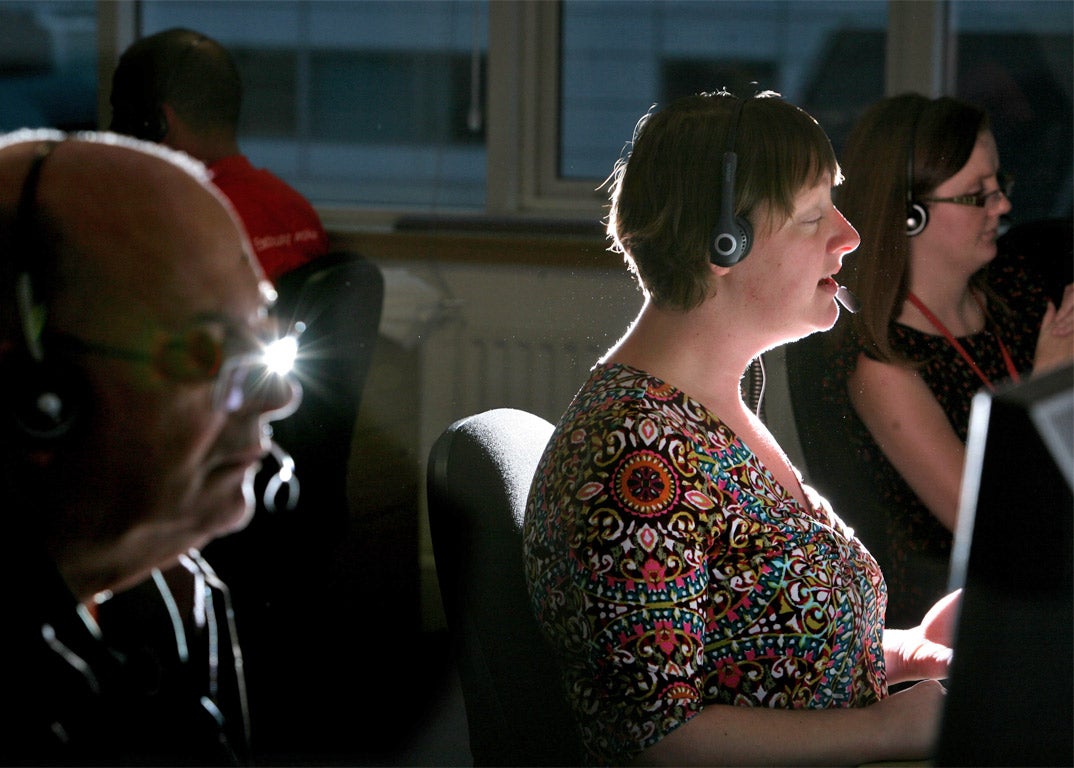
[709,97,754,267]
[905,106,929,237]
[110,53,170,142]
[110,33,206,143]
[3,141,85,443]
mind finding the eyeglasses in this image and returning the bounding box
[923,172,1013,208]
[49,318,303,414]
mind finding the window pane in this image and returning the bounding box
[559,0,887,180]
[951,0,1072,225]
[140,0,488,209]
[0,0,96,132]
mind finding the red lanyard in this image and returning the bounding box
[906,290,1020,392]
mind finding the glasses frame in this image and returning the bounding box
[48,323,302,414]
[923,172,1014,209]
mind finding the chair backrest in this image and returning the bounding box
[269,250,384,493]
[783,331,892,555]
[751,347,810,473]
[427,408,584,767]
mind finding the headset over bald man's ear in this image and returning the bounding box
[1,141,86,444]
[110,47,170,142]
[110,30,211,144]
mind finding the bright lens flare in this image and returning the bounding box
[263,334,299,376]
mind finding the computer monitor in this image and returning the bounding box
[935,363,1073,766]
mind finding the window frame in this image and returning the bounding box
[97,0,949,228]
[503,0,949,221]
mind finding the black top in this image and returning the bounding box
[821,249,1049,626]
[2,544,249,766]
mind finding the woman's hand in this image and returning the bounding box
[920,588,961,646]
[1034,283,1074,375]
[884,590,961,685]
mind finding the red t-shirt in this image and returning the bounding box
[209,155,329,283]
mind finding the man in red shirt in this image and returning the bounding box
[109,27,329,283]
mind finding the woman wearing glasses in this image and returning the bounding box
[826,93,1073,627]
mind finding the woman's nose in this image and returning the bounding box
[992,189,1013,217]
[833,207,861,255]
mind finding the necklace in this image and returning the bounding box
[906,290,1020,392]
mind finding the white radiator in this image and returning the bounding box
[415,262,639,446]
[440,329,603,425]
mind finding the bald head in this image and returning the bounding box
[0,130,265,345]
[0,130,294,599]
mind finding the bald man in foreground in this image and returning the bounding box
[0,130,300,765]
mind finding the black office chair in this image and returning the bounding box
[783,332,890,547]
[268,250,384,508]
[427,408,584,767]
[205,250,386,762]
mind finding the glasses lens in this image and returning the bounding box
[156,325,227,382]
[213,358,254,412]
[210,330,302,413]
[263,334,299,377]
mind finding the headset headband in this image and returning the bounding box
[14,141,60,362]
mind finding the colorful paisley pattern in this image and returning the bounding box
[523,363,887,765]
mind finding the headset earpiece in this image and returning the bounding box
[2,140,84,444]
[135,107,169,143]
[710,98,753,267]
[905,106,928,238]
[109,32,194,144]
[109,74,169,143]
[906,200,928,237]
[3,350,84,442]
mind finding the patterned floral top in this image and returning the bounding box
[821,254,1048,627]
[523,363,888,766]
